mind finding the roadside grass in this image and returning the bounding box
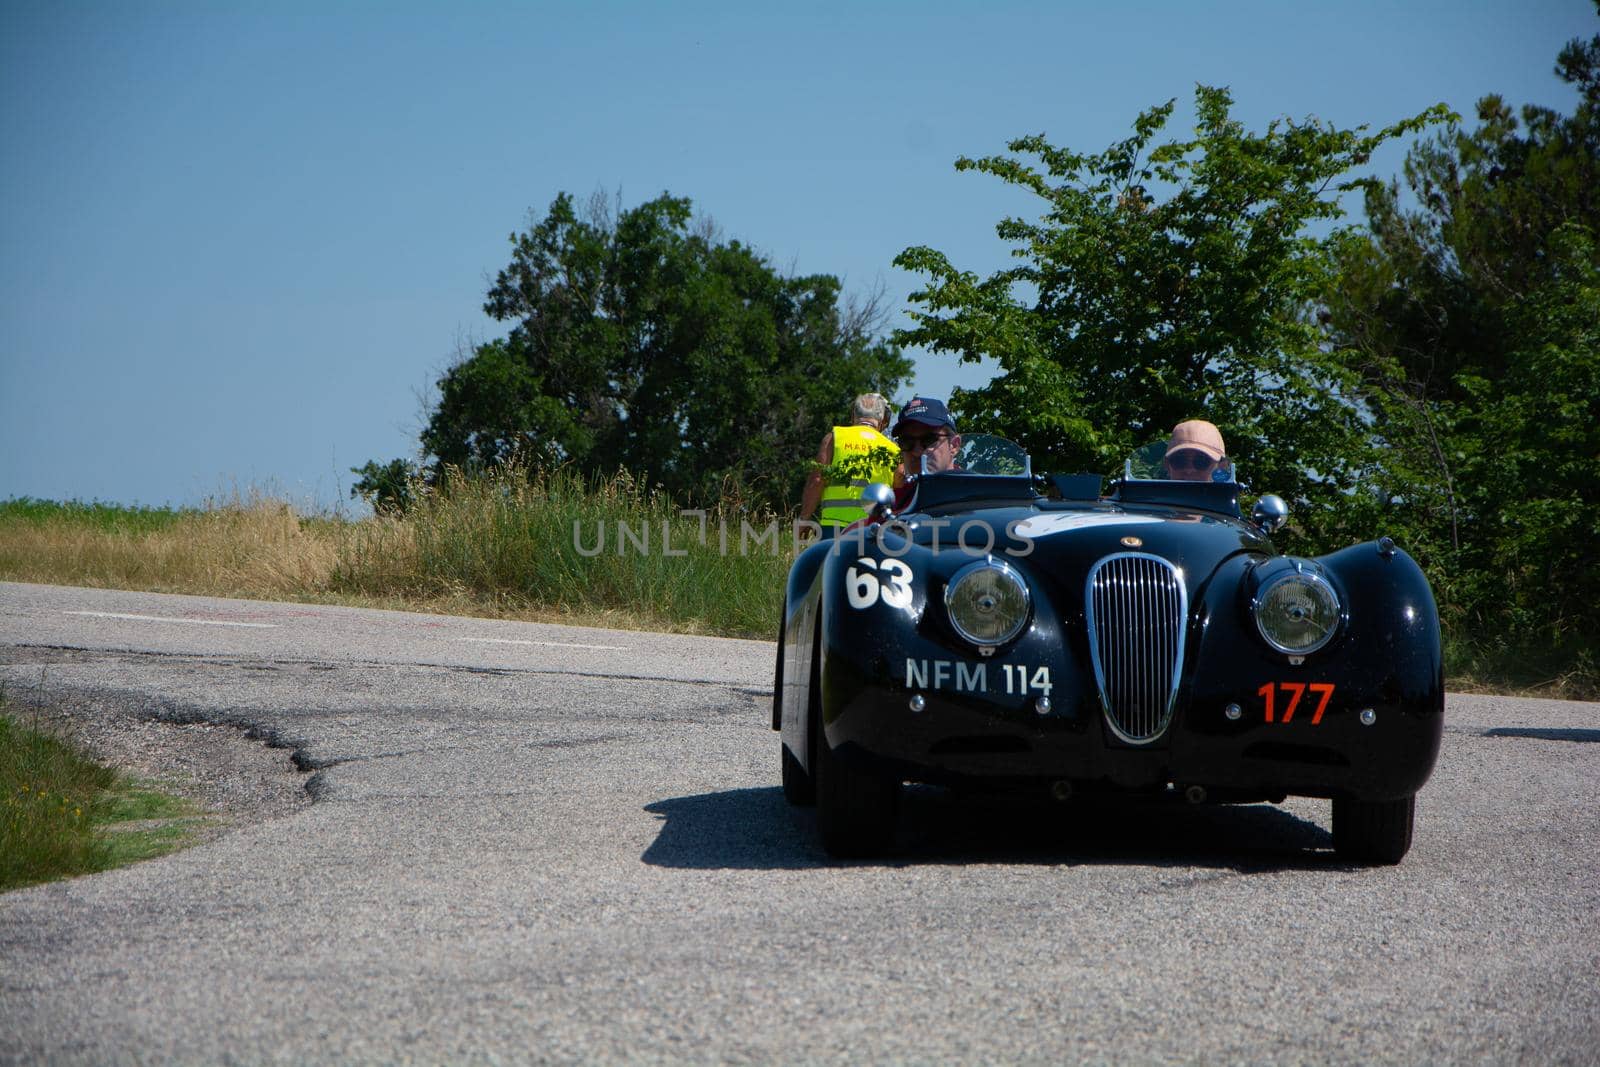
[333,465,791,637]
[0,468,793,639]
[96,784,207,869]
[1443,636,1598,703]
[2,480,1594,696]
[0,697,206,892]
[0,497,185,535]
[0,493,339,600]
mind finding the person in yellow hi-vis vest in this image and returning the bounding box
[799,393,900,539]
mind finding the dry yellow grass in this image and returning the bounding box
[329,513,421,594]
[0,493,763,637]
[0,502,340,599]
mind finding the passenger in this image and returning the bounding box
[799,393,899,538]
[1164,419,1228,482]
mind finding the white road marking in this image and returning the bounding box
[456,637,628,651]
[63,611,278,629]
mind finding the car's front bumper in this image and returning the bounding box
[821,635,1443,802]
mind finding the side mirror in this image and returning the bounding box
[862,482,895,522]
[1251,494,1288,534]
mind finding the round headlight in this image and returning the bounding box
[944,559,1031,648]
[1253,568,1341,654]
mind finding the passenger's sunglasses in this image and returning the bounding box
[1169,451,1218,471]
[897,432,950,451]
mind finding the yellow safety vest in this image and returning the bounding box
[818,425,900,528]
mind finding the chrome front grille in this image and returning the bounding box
[1084,553,1187,744]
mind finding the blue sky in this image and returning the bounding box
[2,0,1594,510]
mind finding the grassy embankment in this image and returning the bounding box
[0,466,792,639]
[0,472,1593,698]
[1,694,205,891]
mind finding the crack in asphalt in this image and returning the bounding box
[1479,727,1600,743]
[4,642,772,697]
[1444,724,1600,743]
[290,749,429,771]
[2,648,761,812]
[0,678,326,814]
[527,734,631,750]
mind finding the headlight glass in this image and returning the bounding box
[944,559,1030,647]
[1254,569,1341,654]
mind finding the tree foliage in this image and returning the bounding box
[349,458,418,516]
[417,191,909,509]
[894,86,1447,546]
[1321,13,1600,678]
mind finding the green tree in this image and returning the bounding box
[349,458,418,516]
[1321,13,1599,681]
[419,191,909,509]
[894,86,1446,545]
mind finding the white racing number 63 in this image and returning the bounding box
[845,558,914,610]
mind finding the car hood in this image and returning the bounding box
[906,501,1273,597]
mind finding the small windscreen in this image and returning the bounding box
[1123,440,1236,484]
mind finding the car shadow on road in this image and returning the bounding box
[642,785,1341,872]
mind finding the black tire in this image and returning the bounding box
[815,731,898,858]
[781,741,815,806]
[772,604,786,732]
[1332,794,1415,865]
[812,638,897,857]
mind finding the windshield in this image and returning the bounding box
[917,434,1031,477]
[1122,439,1236,484]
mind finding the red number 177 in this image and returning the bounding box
[1256,682,1336,724]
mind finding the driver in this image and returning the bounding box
[1164,419,1228,482]
[890,397,961,510]
[838,397,961,533]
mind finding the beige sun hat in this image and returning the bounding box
[1166,419,1226,461]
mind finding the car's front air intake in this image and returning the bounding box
[1085,553,1187,744]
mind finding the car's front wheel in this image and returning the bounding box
[781,742,815,806]
[815,730,898,858]
[1332,794,1415,865]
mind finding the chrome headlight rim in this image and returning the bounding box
[943,557,1032,649]
[1252,565,1342,656]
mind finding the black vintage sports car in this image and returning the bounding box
[773,436,1442,864]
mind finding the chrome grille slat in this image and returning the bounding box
[1085,553,1187,744]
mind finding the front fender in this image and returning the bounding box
[776,539,834,749]
[1174,540,1443,800]
[815,529,1093,775]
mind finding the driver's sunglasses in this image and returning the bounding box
[897,432,950,451]
[1169,451,1218,471]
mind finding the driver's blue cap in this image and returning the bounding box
[893,397,957,435]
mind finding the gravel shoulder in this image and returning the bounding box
[4,680,312,844]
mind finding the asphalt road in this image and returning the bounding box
[1,580,1596,1065]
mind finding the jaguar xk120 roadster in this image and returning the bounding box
[774,436,1442,863]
